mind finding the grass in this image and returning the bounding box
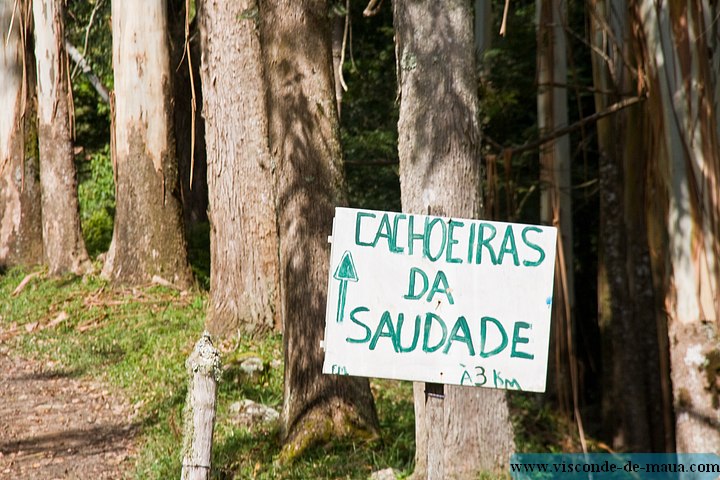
[0,266,587,479]
[0,267,415,479]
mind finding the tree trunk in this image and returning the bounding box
[259,0,380,459]
[0,0,43,268]
[589,0,672,452]
[473,0,491,58]
[32,0,92,276]
[634,0,720,452]
[196,0,281,336]
[536,0,575,416]
[104,0,192,288]
[392,0,515,477]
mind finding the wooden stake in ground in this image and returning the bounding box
[181,332,221,480]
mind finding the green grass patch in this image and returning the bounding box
[0,268,415,479]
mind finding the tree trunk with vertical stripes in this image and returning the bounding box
[197,0,281,336]
[634,0,720,453]
[590,0,672,452]
[0,0,42,268]
[32,0,91,276]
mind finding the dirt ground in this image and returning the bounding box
[0,349,137,479]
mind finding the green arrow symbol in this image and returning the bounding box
[334,251,358,323]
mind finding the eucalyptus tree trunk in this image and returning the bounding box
[633,0,720,453]
[536,0,574,414]
[589,0,671,452]
[32,0,91,275]
[393,0,515,477]
[0,0,42,268]
[260,0,380,459]
[104,0,192,288]
[197,0,281,335]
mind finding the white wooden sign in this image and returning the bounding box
[322,207,557,392]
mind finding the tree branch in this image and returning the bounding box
[65,41,110,104]
[343,96,646,167]
[505,95,645,156]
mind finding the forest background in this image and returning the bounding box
[1,0,719,478]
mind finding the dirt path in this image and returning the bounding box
[0,350,137,479]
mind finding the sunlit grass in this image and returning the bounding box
[0,268,415,479]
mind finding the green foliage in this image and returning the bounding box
[66,0,113,152]
[186,221,211,290]
[477,1,541,224]
[479,2,538,148]
[77,146,115,257]
[340,4,401,212]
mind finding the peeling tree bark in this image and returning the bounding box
[0,0,42,268]
[104,0,192,288]
[32,0,91,276]
[196,0,281,336]
[589,0,672,452]
[393,0,515,477]
[259,0,380,459]
[633,0,720,453]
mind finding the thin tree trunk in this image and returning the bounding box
[32,0,91,276]
[634,0,720,452]
[474,0,491,58]
[393,0,515,477]
[590,0,672,452]
[197,0,281,335]
[104,0,192,288]
[259,0,380,459]
[0,0,42,268]
[537,0,575,417]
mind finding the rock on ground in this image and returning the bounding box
[229,399,279,429]
[370,467,398,480]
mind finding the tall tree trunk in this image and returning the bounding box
[536,0,575,415]
[633,0,720,453]
[393,0,515,477]
[0,0,42,268]
[259,0,380,459]
[197,0,281,335]
[32,0,91,276]
[474,0,491,58]
[589,0,672,452]
[104,0,192,288]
